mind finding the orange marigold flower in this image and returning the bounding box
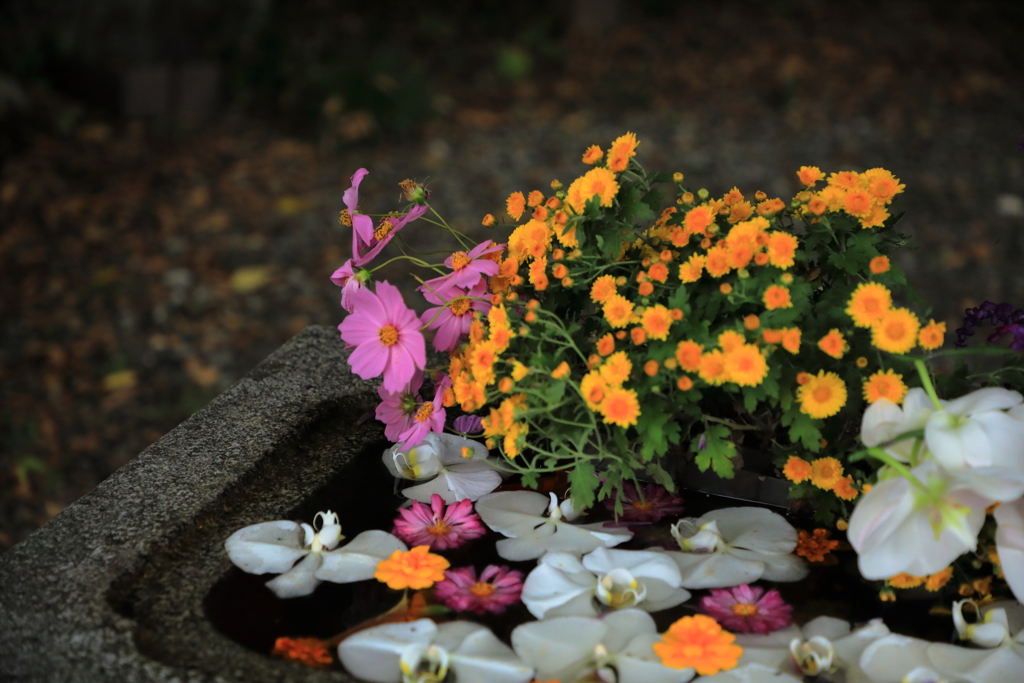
[582,144,604,164]
[797,166,825,186]
[590,274,618,304]
[532,205,549,221]
[723,344,768,387]
[684,205,717,236]
[603,294,634,329]
[726,243,754,270]
[607,132,639,173]
[644,360,659,377]
[698,350,729,386]
[468,340,499,385]
[744,314,761,330]
[638,281,654,296]
[766,231,799,269]
[817,329,848,359]
[863,168,905,204]
[807,195,827,215]
[810,457,844,490]
[552,263,568,280]
[567,167,620,213]
[828,171,861,190]
[798,371,847,419]
[676,340,703,372]
[863,369,908,404]
[919,319,946,351]
[834,476,859,501]
[597,333,616,356]
[600,386,641,427]
[506,191,526,221]
[648,262,669,283]
[527,190,545,207]
[600,351,632,386]
[846,282,893,327]
[272,637,333,669]
[781,328,802,354]
[869,255,891,274]
[723,187,744,206]
[783,456,813,483]
[796,528,839,562]
[375,546,450,590]
[677,376,694,391]
[871,308,920,354]
[653,615,743,676]
[641,305,673,341]
[763,285,793,310]
[705,247,731,278]
[843,190,874,219]
[631,327,646,345]
[551,361,570,379]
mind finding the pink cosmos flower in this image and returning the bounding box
[331,259,372,313]
[435,565,524,615]
[395,375,449,449]
[392,493,486,551]
[344,169,375,250]
[353,204,430,268]
[338,281,425,393]
[376,370,424,442]
[699,583,793,635]
[418,240,504,296]
[604,482,684,524]
[420,280,491,352]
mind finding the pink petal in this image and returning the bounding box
[348,340,390,380]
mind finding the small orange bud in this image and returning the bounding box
[527,299,540,311]
[664,358,678,369]
[744,314,760,330]
[561,276,573,287]
[615,330,627,340]
[552,248,565,261]
[545,196,561,210]
[677,376,694,390]
[482,213,495,227]
[720,283,733,294]
[659,249,673,262]
[532,206,549,221]
[670,308,684,321]
[498,377,513,393]
[631,327,646,345]
[525,311,537,323]
[638,281,654,296]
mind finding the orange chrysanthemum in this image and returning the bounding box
[810,457,844,490]
[846,282,893,327]
[863,168,905,204]
[684,205,717,236]
[468,340,499,385]
[641,305,673,341]
[603,295,634,329]
[863,369,908,404]
[676,340,703,372]
[919,319,946,351]
[600,386,641,427]
[718,330,746,353]
[819,185,847,211]
[783,456,812,484]
[781,328,802,354]
[766,231,799,269]
[678,253,705,283]
[834,476,859,501]
[756,198,786,216]
[798,371,847,419]
[726,200,754,224]
[926,567,954,592]
[705,247,731,278]
[607,132,639,173]
[566,167,620,213]
[817,329,848,359]
[582,144,604,165]
[869,255,891,274]
[859,202,890,229]
[888,573,925,589]
[375,546,450,590]
[796,529,839,562]
[272,637,333,669]
[527,190,545,208]
[828,171,862,190]
[597,333,616,356]
[723,345,768,387]
[581,371,607,410]
[506,191,526,221]
[762,328,784,344]
[590,274,618,304]
[600,351,633,386]
[797,166,825,186]
[763,285,793,310]
[648,262,669,283]
[698,350,729,386]
[843,190,874,219]
[654,615,743,676]
[871,308,920,354]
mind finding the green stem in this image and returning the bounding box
[863,447,929,493]
[914,359,943,410]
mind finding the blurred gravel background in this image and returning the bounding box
[1,0,1022,550]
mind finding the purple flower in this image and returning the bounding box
[435,565,524,615]
[353,204,430,268]
[453,415,484,434]
[392,493,486,551]
[395,376,449,450]
[604,482,684,524]
[955,301,1024,351]
[418,240,504,298]
[699,584,793,635]
[375,371,424,442]
[343,169,375,252]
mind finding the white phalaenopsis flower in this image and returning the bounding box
[224,510,406,598]
[994,498,1024,604]
[924,388,1024,473]
[691,664,803,682]
[474,491,633,561]
[511,609,695,683]
[338,619,533,683]
[730,615,889,682]
[520,547,690,619]
[383,432,503,503]
[660,507,807,589]
[861,388,938,462]
[859,601,1024,683]
[848,461,1024,579]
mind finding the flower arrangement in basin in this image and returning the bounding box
[218,133,1024,682]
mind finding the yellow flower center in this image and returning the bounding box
[813,387,832,403]
[415,403,434,423]
[632,500,655,511]
[374,219,393,241]
[339,209,352,226]
[449,298,472,316]
[732,603,758,616]
[469,582,496,598]
[426,519,450,536]
[378,325,399,346]
[450,251,471,270]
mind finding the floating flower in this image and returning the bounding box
[375,545,450,590]
[862,368,908,405]
[699,584,793,635]
[795,529,839,562]
[475,491,633,561]
[392,493,486,551]
[376,370,424,442]
[924,387,1024,474]
[338,281,426,393]
[224,510,407,598]
[383,433,503,504]
[339,619,533,683]
[512,609,690,683]
[272,637,333,669]
[435,565,525,615]
[395,376,449,450]
[797,370,847,419]
[860,387,938,462]
[604,482,684,524]
[664,507,808,589]
[654,614,743,675]
[520,548,690,619]
[847,282,892,327]
[871,307,920,354]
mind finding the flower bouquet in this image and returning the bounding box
[221,133,1024,682]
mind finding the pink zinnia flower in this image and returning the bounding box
[395,375,449,449]
[353,204,430,268]
[419,240,504,295]
[344,169,375,250]
[604,482,684,524]
[699,584,793,635]
[375,370,423,442]
[420,280,491,352]
[338,281,425,393]
[435,565,524,615]
[392,493,486,551]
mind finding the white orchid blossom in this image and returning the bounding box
[994,498,1024,604]
[729,615,889,682]
[848,460,1024,579]
[383,432,503,504]
[224,510,406,598]
[520,547,690,619]
[512,609,695,683]
[474,491,633,561]
[924,388,1024,473]
[660,507,807,589]
[338,619,533,683]
[859,601,1024,683]
[692,663,803,682]
[861,388,939,463]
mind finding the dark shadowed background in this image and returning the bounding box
[1,0,1022,551]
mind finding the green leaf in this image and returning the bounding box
[690,425,736,479]
[568,460,598,511]
[544,379,567,404]
[787,411,822,452]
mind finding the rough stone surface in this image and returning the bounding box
[0,326,382,682]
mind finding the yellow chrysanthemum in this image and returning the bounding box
[641,305,673,341]
[599,351,632,386]
[698,350,729,386]
[603,295,634,329]
[871,307,920,354]
[582,144,604,165]
[506,192,526,221]
[607,132,639,173]
[798,371,847,419]
[678,253,705,283]
[723,344,768,387]
[810,457,844,490]
[566,167,619,213]
[783,456,812,483]
[863,369,908,404]
[766,232,799,269]
[590,274,618,304]
[581,372,607,410]
[599,387,640,427]
[846,282,892,327]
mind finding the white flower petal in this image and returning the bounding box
[265,552,323,598]
[831,619,890,681]
[733,625,803,670]
[700,507,798,555]
[476,491,551,537]
[600,609,658,651]
[575,521,635,547]
[927,642,1024,683]
[861,397,907,447]
[430,432,491,466]
[616,632,696,683]
[511,616,608,683]
[316,530,407,583]
[521,556,598,619]
[953,467,1024,502]
[583,547,683,586]
[996,502,1024,605]
[666,550,764,589]
[446,625,534,683]
[858,634,933,683]
[224,520,308,574]
[926,410,991,470]
[802,615,852,641]
[695,663,803,683]
[338,619,438,683]
[728,549,808,582]
[383,442,441,481]
[944,387,1023,416]
[441,466,503,502]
